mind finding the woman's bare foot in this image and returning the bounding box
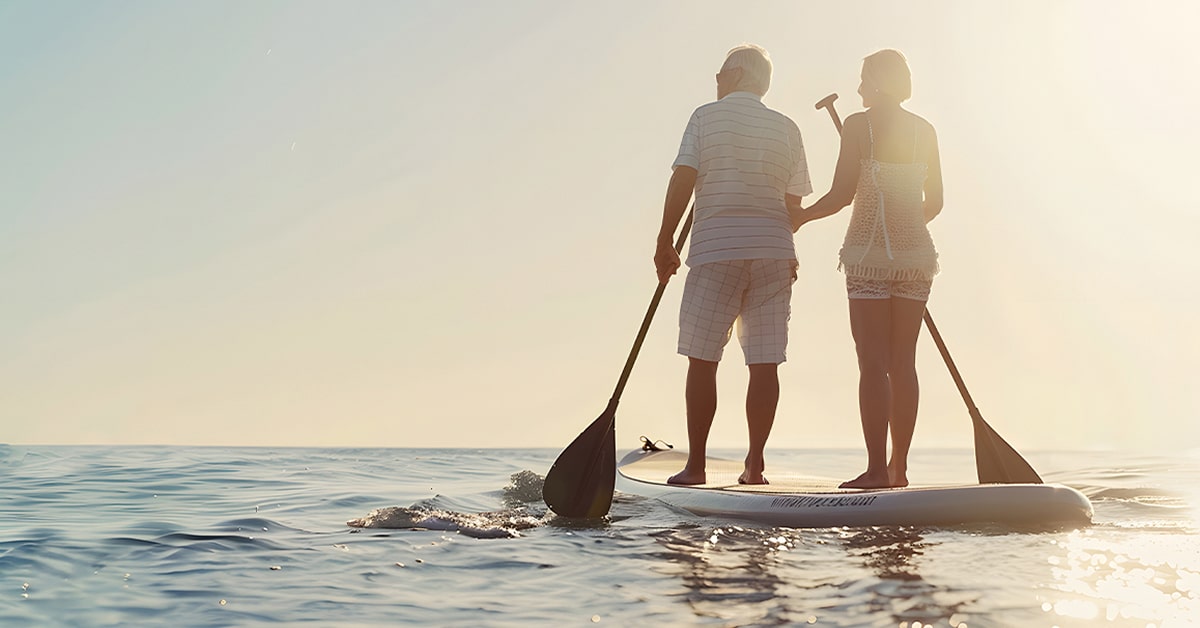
[839,469,891,489]
[667,468,706,485]
[887,461,909,488]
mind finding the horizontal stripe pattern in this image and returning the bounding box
[688,216,796,266]
[672,92,812,267]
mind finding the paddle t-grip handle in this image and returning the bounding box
[815,93,842,133]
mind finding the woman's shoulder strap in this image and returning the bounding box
[844,112,873,158]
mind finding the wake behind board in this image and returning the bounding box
[616,448,1092,528]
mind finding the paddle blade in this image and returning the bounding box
[543,401,617,518]
[971,408,1043,484]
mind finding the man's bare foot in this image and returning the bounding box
[738,472,768,485]
[667,469,706,485]
[739,455,767,485]
[839,469,891,489]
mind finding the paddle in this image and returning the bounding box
[813,93,1042,484]
[543,208,695,518]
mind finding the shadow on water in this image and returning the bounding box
[836,526,972,626]
[841,526,928,580]
[648,524,791,624]
[642,521,979,626]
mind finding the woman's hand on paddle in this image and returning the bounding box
[654,242,681,284]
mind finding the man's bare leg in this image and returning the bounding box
[740,363,778,484]
[668,357,719,485]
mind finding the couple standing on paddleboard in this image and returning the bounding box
[653,45,942,490]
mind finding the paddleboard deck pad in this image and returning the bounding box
[616,448,1093,528]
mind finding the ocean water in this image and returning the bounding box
[1,445,1197,627]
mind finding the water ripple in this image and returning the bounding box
[1,446,1197,626]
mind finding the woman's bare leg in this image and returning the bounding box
[841,298,893,489]
[885,298,926,488]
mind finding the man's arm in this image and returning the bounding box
[655,166,697,284]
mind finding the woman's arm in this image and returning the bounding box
[791,113,864,231]
[923,124,943,223]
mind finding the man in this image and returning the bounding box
[654,44,811,485]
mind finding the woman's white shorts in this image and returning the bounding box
[845,276,932,301]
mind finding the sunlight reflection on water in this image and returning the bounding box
[1043,527,1200,626]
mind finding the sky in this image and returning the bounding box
[2,1,1198,456]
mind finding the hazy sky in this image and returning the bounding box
[3,1,1198,456]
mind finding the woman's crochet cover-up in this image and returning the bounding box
[838,124,939,282]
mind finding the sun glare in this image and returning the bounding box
[1043,529,1200,624]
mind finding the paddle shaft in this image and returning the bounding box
[920,310,981,415]
[610,208,694,405]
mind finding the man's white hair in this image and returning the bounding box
[721,44,772,95]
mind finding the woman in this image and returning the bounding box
[794,49,943,488]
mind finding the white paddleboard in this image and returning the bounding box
[616,447,1093,528]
